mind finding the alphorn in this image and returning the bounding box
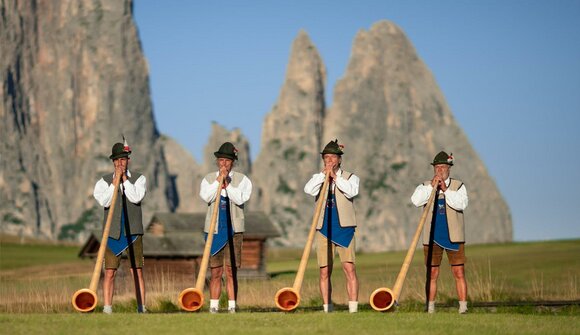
[178,175,224,312]
[275,172,331,311]
[72,172,122,312]
[369,186,438,312]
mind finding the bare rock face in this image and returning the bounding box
[159,136,204,213]
[1,0,174,241]
[1,4,512,252]
[323,21,512,250]
[251,31,327,244]
[252,22,511,250]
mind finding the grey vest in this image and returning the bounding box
[421,178,465,244]
[315,171,358,229]
[103,172,144,240]
[203,171,247,233]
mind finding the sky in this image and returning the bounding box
[133,1,580,242]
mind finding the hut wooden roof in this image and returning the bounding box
[79,231,205,258]
[79,211,279,259]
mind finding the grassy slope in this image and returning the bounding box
[268,239,580,303]
[0,243,81,270]
[1,239,579,334]
[1,239,579,310]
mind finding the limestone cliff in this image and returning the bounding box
[0,3,512,251]
[326,22,511,250]
[251,31,327,244]
[159,135,204,213]
[254,22,512,250]
[1,0,175,241]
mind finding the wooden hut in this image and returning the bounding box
[79,211,280,279]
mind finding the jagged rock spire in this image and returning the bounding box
[252,31,327,244]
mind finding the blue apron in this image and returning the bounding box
[107,207,139,256]
[319,193,355,248]
[204,196,235,256]
[433,197,460,251]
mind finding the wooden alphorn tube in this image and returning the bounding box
[369,187,438,311]
[178,176,224,312]
[72,172,122,312]
[275,172,331,312]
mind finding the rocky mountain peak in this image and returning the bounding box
[1,0,174,241]
[1,5,511,251]
[251,31,327,243]
[323,20,511,250]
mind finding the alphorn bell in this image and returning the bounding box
[72,172,122,312]
[275,172,331,312]
[178,175,224,312]
[369,186,438,311]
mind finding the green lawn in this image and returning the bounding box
[0,242,81,270]
[1,238,579,322]
[1,312,580,335]
[267,239,580,303]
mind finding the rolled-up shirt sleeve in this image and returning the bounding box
[444,184,468,211]
[411,181,468,211]
[335,173,359,199]
[225,176,252,206]
[93,178,115,207]
[304,172,326,196]
[123,175,147,204]
[200,175,220,204]
[411,184,433,207]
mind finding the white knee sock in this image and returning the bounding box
[428,301,435,313]
[459,301,468,313]
[348,301,358,313]
[210,299,219,310]
[323,303,333,313]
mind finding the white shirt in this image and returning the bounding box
[199,171,252,206]
[410,178,468,211]
[304,169,360,199]
[93,170,147,207]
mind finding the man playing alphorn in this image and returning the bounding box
[411,151,469,314]
[93,139,147,314]
[304,139,360,313]
[199,142,252,313]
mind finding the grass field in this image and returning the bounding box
[1,237,579,334]
[2,312,580,335]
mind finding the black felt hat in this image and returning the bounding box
[109,142,131,160]
[431,151,453,166]
[214,142,238,160]
[321,139,344,156]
